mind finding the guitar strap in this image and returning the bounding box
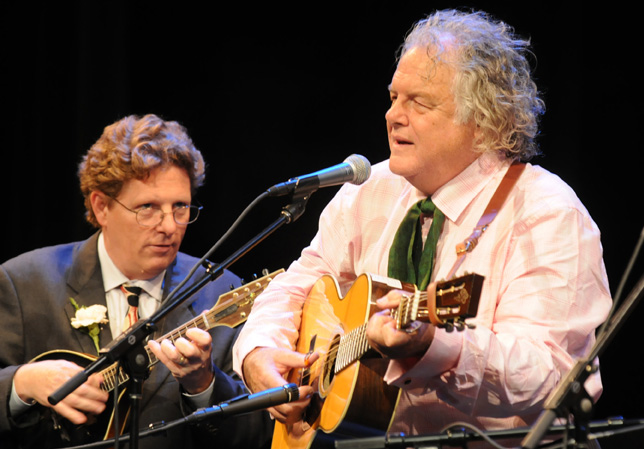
[445,161,526,280]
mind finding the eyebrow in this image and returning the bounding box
[388,85,436,103]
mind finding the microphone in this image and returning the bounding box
[186,383,300,423]
[266,154,371,197]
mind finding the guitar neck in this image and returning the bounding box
[332,271,481,375]
[331,283,420,375]
[333,291,426,374]
[335,323,370,373]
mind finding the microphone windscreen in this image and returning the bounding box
[344,154,371,185]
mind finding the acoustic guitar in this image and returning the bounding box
[31,268,283,447]
[271,272,483,449]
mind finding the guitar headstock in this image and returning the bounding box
[397,273,483,332]
[432,273,483,330]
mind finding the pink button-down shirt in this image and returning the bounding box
[233,151,612,436]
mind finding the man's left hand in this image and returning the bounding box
[366,290,435,360]
[148,326,214,394]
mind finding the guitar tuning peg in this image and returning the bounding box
[229,284,235,290]
[262,268,269,276]
[453,321,465,332]
[252,273,259,280]
[443,322,454,333]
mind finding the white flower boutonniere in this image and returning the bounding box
[69,298,108,353]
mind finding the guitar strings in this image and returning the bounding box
[297,279,475,392]
[305,294,430,376]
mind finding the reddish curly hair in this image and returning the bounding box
[78,114,205,227]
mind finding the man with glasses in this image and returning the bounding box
[0,114,272,448]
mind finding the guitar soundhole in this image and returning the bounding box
[302,334,340,427]
[320,335,340,396]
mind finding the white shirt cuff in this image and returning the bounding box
[181,374,215,409]
[10,379,36,417]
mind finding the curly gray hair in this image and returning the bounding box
[400,9,545,160]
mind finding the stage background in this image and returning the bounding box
[2,1,642,446]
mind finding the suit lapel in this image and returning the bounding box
[64,232,114,355]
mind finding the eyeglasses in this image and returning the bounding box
[109,196,202,227]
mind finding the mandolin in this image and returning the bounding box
[31,268,283,446]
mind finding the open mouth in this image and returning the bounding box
[391,135,413,147]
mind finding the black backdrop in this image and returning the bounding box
[3,0,643,444]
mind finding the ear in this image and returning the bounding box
[90,191,110,227]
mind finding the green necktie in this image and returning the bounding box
[388,198,445,290]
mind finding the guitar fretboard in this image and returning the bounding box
[334,291,428,374]
[336,324,369,373]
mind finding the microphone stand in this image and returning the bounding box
[521,270,644,448]
[57,384,300,449]
[176,192,312,296]
[49,191,314,449]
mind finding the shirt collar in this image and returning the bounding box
[97,232,165,301]
[431,151,511,224]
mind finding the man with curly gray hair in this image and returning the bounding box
[234,9,611,447]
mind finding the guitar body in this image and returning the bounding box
[272,274,402,449]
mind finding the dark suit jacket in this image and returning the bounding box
[0,233,273,449]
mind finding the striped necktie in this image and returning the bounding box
[120,284,142,332]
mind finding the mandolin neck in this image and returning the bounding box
[99,311,215,392]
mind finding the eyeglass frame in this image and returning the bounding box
[107,195,203,227]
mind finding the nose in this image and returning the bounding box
[385,99,407,127]
[156,210,178,234]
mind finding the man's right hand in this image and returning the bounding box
[242,347,318,425]
[13,360,108,424]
